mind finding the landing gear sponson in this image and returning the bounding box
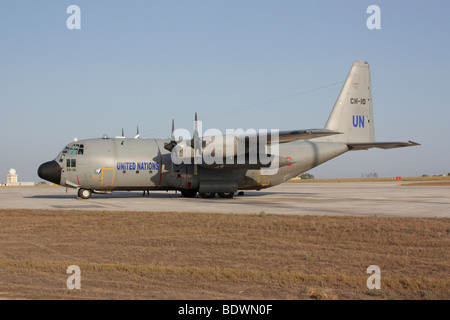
[76,188,235,199]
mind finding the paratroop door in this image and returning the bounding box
[101,168,115,186]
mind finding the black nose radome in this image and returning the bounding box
[38,160,62,185]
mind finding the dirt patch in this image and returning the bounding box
[0,209,448,300]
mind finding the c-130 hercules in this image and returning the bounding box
[38,61,419,199]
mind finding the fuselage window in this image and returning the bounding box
[66,159,77,168]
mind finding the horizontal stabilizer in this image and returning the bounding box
[347,141,420,151]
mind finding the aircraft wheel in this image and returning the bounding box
[181,189,197,198]
[78,188,92,199]
[217,192,234,198]
[199,192,215,198]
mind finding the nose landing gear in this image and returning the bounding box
[78,188,92,199]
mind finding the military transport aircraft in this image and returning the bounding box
[38,61,419,199]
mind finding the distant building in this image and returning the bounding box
[7,168,18,184]
[2,168,34,186]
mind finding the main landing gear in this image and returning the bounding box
[217,192,234,198]
[199,192,235,199]
[180,189,198,198]
[180,190,235,198]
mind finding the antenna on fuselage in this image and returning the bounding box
[116,128,125,139]
[134,126,140,139]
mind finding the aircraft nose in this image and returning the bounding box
[38,160,62,185]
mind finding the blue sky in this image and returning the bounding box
[1,0,449,182]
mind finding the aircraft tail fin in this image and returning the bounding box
[323,61,375,143]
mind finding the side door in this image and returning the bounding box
[100,168,115,187]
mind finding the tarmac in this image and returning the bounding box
[0,182,449,218]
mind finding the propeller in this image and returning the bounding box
[193,112,202,176]
[164,119,177,152]
[164,119,177,176]
[163,114,202,176]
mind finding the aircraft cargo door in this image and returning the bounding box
[101,168,115,187]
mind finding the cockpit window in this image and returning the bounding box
[58,144,84,162]
[59,146,69,162]
[66,144,85,155]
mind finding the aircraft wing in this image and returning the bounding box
[238,129,342,144]
[347,141,420,151]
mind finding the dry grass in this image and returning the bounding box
[0,209,449,300]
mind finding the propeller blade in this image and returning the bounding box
[164,118,177,152]
[170,119,175,176]
[193,112,201,176]
[194,112,198,131]
[171,118,175,140]
[161,119,175,176]
[194,157,198,175]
